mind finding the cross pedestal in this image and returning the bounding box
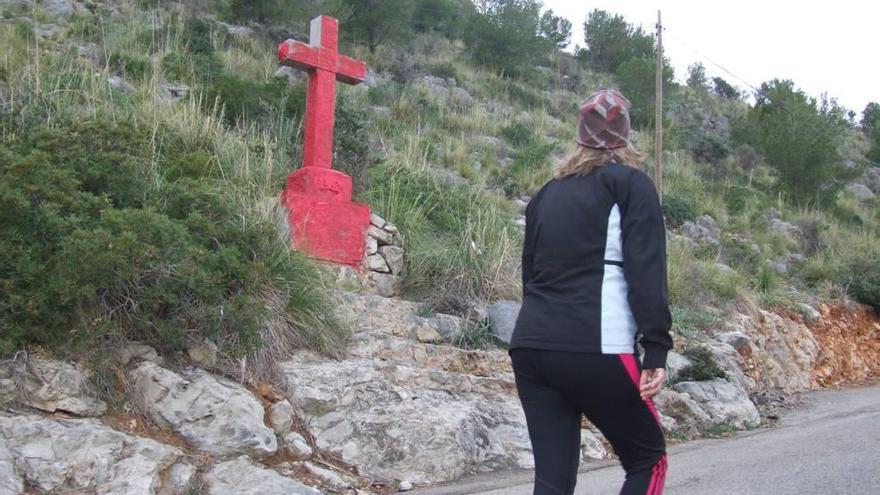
[278,16,370,266]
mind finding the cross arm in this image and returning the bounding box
[278,40,366,85]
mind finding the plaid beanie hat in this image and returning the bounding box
[577,89,632,149]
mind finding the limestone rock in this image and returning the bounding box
[716,331,750,350]
[3,355,107,417]
[673,379,760,428]
[187,338,218,367]
[0,436,22,495]
[128,362,277,457]
[157,83,190,102]
[399,480,414,491]
[846,183,875,200]
[415,325,443,344]
[269,400,295,435]
[366,235,379,256]
[653,389,712,435]
[283,432,313,459]
[487,301,521,344]
[0,414,189,495]
[664,351,692,382]
[370,213,387,228]
[379,245,405,275]
[366,253,391,273]
[300,461,352,491]
[680,215,720,245]
[279,353,530,484]
[861,166,880,193]
[0,379,15,407]
[368,225,393,245]
[733,311,819,392]
[370,272,402,298]
[109,75,136,94]
[41,0,86,18]
[117,343,163,366]
[205,456,322,495]
[449,87,474,110]
[580,429,608,460]
[159,462,196,495]
[768,218,801,239]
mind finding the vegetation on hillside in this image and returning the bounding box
[0,0,877,363]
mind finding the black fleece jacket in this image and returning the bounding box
[510,163,673,369]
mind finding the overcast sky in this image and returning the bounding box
[542,0,878,116]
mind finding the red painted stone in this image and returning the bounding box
[277,16,370,265]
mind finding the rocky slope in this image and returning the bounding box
[2,288,877,494]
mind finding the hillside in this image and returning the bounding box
[1,1,879,494]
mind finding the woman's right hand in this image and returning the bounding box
[639,368,666,399]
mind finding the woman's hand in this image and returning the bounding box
[639,368,666,399]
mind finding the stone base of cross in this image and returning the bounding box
[278,15,370,266]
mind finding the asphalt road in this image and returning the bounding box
[414,384,880,495]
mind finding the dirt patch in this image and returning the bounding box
[809,303,880,387]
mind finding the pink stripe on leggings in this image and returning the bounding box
[619,354,661,422]
[619,354,667,495]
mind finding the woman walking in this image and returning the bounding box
[510,89,672,495]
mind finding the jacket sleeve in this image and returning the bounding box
[521,200,535,298]
[621,170,673,369]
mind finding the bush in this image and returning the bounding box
[839,253,880,311]
[109,52,152,81]
[0,118,337,358]
[205,74,289,125]
[674,347,727,383]
[691,133,730,164]
[662,193,697,227]
[732,79,853,206]
[501,121,535,146]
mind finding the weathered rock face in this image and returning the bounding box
[653,389,712,436]
[1,355,107,417]
[205,456,323,495]
[0,435,22,495]
[0,414,192,495]
[128,362,277,458]
[731,310,819,392]
[810,303,880,386]
[680,215,721,245]
[673,379,760,427]
[279,351,531,484]
[487,300,521,344]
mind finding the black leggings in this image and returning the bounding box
[511,349,667,495]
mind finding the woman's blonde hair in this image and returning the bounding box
[553,144,646,179]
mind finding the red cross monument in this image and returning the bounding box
[277,16,370,266]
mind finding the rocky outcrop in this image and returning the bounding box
[279,350,531,485]
[487,300,521,344]
[724,310,819,393]
[128,362,277,458]
[0,414,192,495]
[810,303,880,386]
[205,456,322,495]
[673,379,760,428]
[680,215,721,245]
[0,355,107,417]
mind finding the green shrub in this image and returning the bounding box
[691,133,730,164]
[428,61,458,81]
[839,253,880,311]
[501,121,535,146]
[662,193,697,227]
[674,347,727,383]
[205,74,289,125]
[0,118,338,357]
[109,52,152,81]
[161,51,224,83]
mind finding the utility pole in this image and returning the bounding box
[654,10,663,200]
